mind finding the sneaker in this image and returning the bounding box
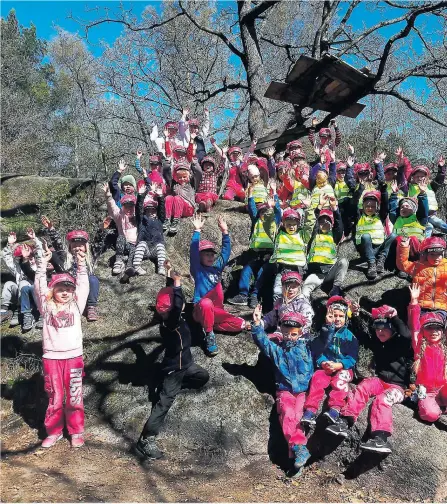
[328,285,343,297]
[86,306,99,322]
[134,266,147,276]
[376,255,386,274]
[112,260,125,276]
[120,266,135,284]
[158,267,167,276]
[292,444,310,470]
[169,218,180,235]
[301,409,317,426]
[198,201,207,213]
[162,219,170,232]
[248,294,259,310]
[41,434,63,448]
[359,435,392,454]
[135,435,164,460]
[323,408,340,424]
[10,310,19,327]
[1,309,12,324]
[396,270,411,280]
[35,316,44,329]
[325,417,350,437]
[22,312,35,332]
[366,261,377,280]
[227,294,248,306]
[71,433,85,448]
[205,331,219,357]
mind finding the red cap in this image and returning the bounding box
[282,208,304,225]
[409,165,430,180]
[372,305,395,321]
[327,296,349,311]
[66,230,89,243]
[173,145,187,155]
[199,240,217,252]
[354,162,372,175]
[287,140,302,152]
[336,162,347,171]
[420,312,445,329]
[48,273,76,289]
[318,209,334,225]
[156,287,174,315]
[174,161,191,173]
[228,146,242,156]
[143,195,158,208]
[165,121,178,130]
[201,155,216,168]
[420,237,446,253]
[149,155,162,165]
[319,128,331,138]
[384,163,398,173]
[289,149,306,160]
[280,311,307,328]
[363,190,381,205]
[120,194,137,206]
[188,118,200,127]
[276,160,291,172]
[281,271,303,285]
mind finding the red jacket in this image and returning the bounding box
[408,304,446,391]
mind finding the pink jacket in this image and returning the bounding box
[407,304,446,391]
[35,262,89,360]
[107,195,138,244]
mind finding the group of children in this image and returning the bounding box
[1,111,446,477]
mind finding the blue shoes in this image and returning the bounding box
[205,331,218,357]
[301,409,317,426]
[323,408,340,424]
[292,444,311,471]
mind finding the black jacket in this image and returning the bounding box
[160,286,193,373]
[351,314,413,387]
[136,189,165,246]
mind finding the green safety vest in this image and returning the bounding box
[386,182,404,200]
[308,233,337,265]
[249,219,274,250]
[393,214,425,239]
[245,183,269,205]
[270,230,306,266]
[290,181,310,208]
[408,184,438,212]
[334,180,352,200]
[355,214,385,245]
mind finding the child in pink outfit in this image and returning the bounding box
[408,284,447,423]
[34,246,89,449]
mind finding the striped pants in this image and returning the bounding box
[133,241,166,271]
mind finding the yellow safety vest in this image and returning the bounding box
[270,230,306,266]
[408,184,438,212]
[249,219,274,250]
[308,233,337,265]
[290,181,310,208]
[355,214,385,245]
[310,183,335,210]
[394,215,425,240]
[334,180,352,200]
[246,183,269,205]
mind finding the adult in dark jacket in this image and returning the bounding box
[136,268,209,460]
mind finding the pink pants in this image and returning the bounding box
[43,356,85,436]
[276,390,307,454]
[342,377,404,434]
[305,369,354,412]
[223,184,245,201]
[193,285,245,333]
[195,192,218,204]
[418,384,447,423]
[165,196,195,219]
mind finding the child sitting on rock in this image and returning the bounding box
[136,265,209,461]
[109,159,137,208]
[195,155,225,213]
[190,214,246,356]
[408,283,447,424]
[326,303,412,454]
[245,161,269,207]
[35,245,89,449]
[135,151,167,195]
[251,307,314,476]
[308,118,341,166]
[301,296,358,425]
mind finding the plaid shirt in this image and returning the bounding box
[197,162,225,195]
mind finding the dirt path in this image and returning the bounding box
[1,403,399,503]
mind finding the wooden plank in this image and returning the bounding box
[285,55,318,83]
[321,54,375,86]
[265,81,306,104]
[339,102,366,118]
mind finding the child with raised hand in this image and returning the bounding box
[102,182,138,276]
[408,283,447,423]
[190,214,246,356]
[308,117,341,166]
[195,155,225,213]
[135,150,167,195]
[136,264,209,461]
[41,216,100,322]
[334,145,356,239]
[251,305,314,476]
[35,245,89,449]
[301,296,358,426]
[245,160,270,207]
[109,159,137,208]
[326,303,412,454]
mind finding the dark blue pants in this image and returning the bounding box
[20,285,38,314]
[87,275,100,307]
[356,233,396,263]
[238,258,267,297]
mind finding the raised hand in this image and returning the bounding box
[170,267,182,283]
[118,159,127,173]
[267,146,275,158]
[438,155,445,167]
[138,182,147,195]
[350,301,360,317]
[217,215,228,234]
[409,283,420,304]
[192,213,206,231]
[182,107,190,118]
[26,228,36,240]
[41,215,54,230]
[375,152,386,164]
[400,235,411,248]
[326,306,334,325]
[7,232,16,245]
[418,178,428,193]
[312,117,318,127]
[136,149,143,159]
[395,146,403,160]
[267,197,275,208]
[253,304,263,325]
[348,144,355,155]
[347,155,354,167]
[102,182,112,197]
[102,216,113,229]
[21,244,31,259]
[268,179,277,193]
[329,195,338,209]
[329,150,336,162]
[391,180,399,193]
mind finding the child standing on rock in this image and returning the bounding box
[35,245,89,449]
[136,266,209,461]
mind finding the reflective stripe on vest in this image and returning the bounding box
[308,233,337,265]
[408,184,438,212]
[270,230,306,266]
[335,181,352,200]
[310,184,335,209]
[355,214,385,245]
[394,215,425,239]
[245,183,269,204]
[290,181,310,208]
[249,219,274,250]
[386,183,404,200]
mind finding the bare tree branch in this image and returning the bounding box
[239,1,280,24]
[331,0,361,40]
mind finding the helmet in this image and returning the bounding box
[282,208,304,227]
[165,121,178,130]
[336,162,347,171]
[420,237,446,254]
[318,209,334,226]
[174,161,191,173]
[66,230,89,243]
[363,190,381,206]
[201,155,216,168]
[420,312,445,329]
[319,128,331,138]
[228,146,242,156]
[173,145,187,155]
[143,195,158,209]
[384,163,398,173]
[149,155,162,165]
[48,273,76,289]
[281,271,303,285]
[188,118,200,127]
[327,296,349,312]
[289,149,306,161]
[199,240,217,252]
[279,311,307,328]
[156,287,174,315]
[276,160,291,172]
[120,194,137,206]
[286,140,303,152]
[354,162,372,176]
[409,165,430,180]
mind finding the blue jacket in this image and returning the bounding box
[311,324,359,370]
[190,231,231,303]
[251,324,314,394]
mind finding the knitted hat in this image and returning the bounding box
[247,165,260,177]
[280,311,307,328]
[199,240,217,253]
[120,194,137,206]
[399,196,418,215]
[336,162,347,171]
[420,237,446,254]
[120,175,136,190]
[66,230,89,243]
[174,161,191,173]
[319,128,331,138]
[276,160,291,172]
[420,312,445,330]
[48,273,76,289]
[281,271,303,285]
[156,287,174,315]
[143,194,158,208]
[149,155,162,165]
[201,155,216,168]
[318,209,334,226]
[327,295,349,313]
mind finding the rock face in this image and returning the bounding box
[2,177,447,502]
